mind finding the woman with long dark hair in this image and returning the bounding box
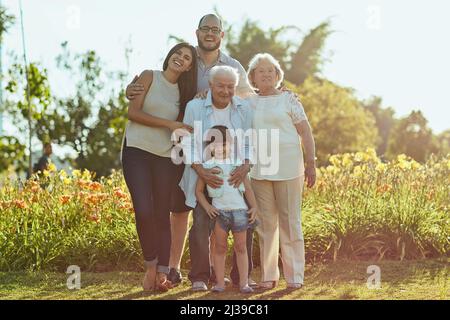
[121,42,198,292]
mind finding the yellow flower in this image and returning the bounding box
[366,148,377,160]
[375,163,387,173]
[329,155,341,167]
[82,169,92,181]
[63,178,72,185]
[47,162,57,172]
[355,152,365,162]
[43,170,50,177]
[59,169,68,179]
[398,160,412,170]
[411,160,421,170]
[72,169,82,178]
[353,165,363,178]
[326,165,340,175]
[342,154,353,167]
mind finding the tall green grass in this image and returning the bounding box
[0,150,449,271]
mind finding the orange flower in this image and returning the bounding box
[96,193,108,201]
[86,194,99,205]
[87,213,100,223]
[88,182,102,191]
[114,188,128,199]
[60,195,71,205]
[77,179,90,189]
[27,181,41,193]
[30,194,39,203]
[118,202,133,212]
[77,191,88,199]
[13,200,27,209]
[376,184,393,194]
[0,200,12,210]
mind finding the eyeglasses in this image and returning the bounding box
[198,26,221,35]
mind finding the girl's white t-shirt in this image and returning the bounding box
[206,158,248,211]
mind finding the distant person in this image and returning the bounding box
[33,142,53,173]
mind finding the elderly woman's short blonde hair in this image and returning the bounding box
[247,53,284,90]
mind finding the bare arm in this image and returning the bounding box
[192,164,223,189]
[128,70,192,132]
[295,120,317,188]
[195,176,219,219]
[243,176,258,223]
[125,75,144,100]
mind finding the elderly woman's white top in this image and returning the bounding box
[248,92,308,181]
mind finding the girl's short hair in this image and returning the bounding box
[205,125,232,146]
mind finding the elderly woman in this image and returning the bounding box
[246,53,316,289]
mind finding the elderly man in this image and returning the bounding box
[179,65,253,291]
[126,14,254,287]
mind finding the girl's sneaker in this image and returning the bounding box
[211,285,225,293]
[240,285,254,294]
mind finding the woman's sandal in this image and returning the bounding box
[258,281,278,290]
[155,273,174,293]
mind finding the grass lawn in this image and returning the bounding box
[0,259,448,300]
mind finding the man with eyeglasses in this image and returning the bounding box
[125,14,256,292]
[126,14,253,99]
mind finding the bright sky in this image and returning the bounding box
[2,0,450,138]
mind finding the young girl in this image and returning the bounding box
[195,125,259,293]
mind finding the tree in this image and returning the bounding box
[225,19,296,73]
[78,91,128,177]
[0,6,22,172]
[285,21,332,85]
[0,5,15,42]
[436,129,450,157]
[291,77,379,164]
[0,136,26,172]
[387,111,438,162]
[53,42,128,176]
[4,61,52,140]
[3,59,54,175]
[53,42,104,168]
[363,96,397,157]
[224,19,331,86]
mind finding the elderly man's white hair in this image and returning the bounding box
[208,65,240,86]
[247,53,284,90]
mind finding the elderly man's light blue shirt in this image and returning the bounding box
[179,90,253,208]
